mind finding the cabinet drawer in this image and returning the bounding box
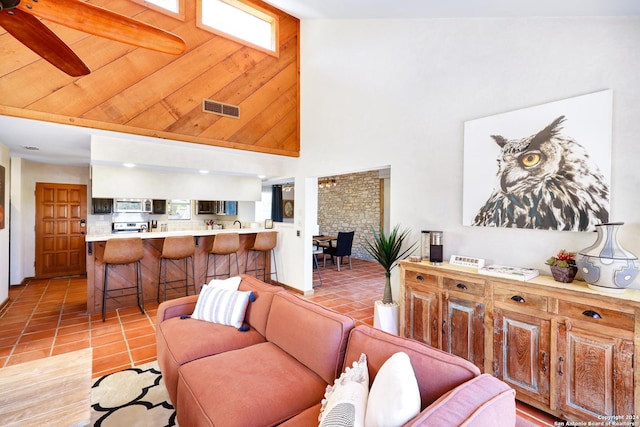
[558,300,634,332]
[404,270,438,287]
[443,277,485,297]
[494,288,548,312]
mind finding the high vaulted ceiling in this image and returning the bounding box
[1,0,639,167]
[264,0,640,19]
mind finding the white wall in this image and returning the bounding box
[290,17,640,298]
[91,165,263,200]
[0,144,10,305]
[10,161,89,283]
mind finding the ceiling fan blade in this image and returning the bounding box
[0,8,90,76]
[18,0,186,55]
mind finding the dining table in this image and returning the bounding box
[312,235,337,248]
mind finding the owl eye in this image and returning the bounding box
[519,151,542,168]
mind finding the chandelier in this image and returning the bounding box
[318,178,337,188]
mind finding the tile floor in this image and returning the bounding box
[0,257,555,425]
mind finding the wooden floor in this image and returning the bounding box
[0,258,556,425]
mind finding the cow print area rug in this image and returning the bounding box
[91,361,177,426]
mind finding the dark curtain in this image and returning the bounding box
[271,185,283,222]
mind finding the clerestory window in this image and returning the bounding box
[198,0,278,56]
[131,0,185,20]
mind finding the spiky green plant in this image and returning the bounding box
[363,225,418,304]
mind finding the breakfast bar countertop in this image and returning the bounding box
[85,227,274,242]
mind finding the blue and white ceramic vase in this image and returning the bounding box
[577,222,639,293]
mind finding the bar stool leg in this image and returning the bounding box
[137,260,145,314]
[102,264,109,322]
[233,252,239,277]
[157,258,163,304]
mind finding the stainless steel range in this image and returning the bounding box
[112,212,150,233]
[112,221,149,233]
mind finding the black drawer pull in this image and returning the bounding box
[511,295,525,303]
[456,283,467,290]
[416,275,424,281]
[582,310,602,319]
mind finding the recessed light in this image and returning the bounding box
[199,170,209,174]
[257,175,266,179]
[123,163,135,168]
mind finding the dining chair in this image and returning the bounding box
[322,231,355,271]
[312,244,323,286]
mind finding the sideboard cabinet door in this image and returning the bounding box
[442,296,485,371]
[556,322,634,420]
[404,284,440,348]
[493,308,551,408]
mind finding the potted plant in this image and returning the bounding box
[363,225,418,334]
[545,249,578,283]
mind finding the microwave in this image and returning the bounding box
[113,198,153,213]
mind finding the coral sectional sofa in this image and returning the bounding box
[156,275,522,426]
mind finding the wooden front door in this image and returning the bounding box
[35,183,87,278]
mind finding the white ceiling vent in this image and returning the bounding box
[202,99,240,119]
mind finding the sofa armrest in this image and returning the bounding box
[405,374,516,426]
[156,295,199,324]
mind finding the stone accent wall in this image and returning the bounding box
[318,170,380,261]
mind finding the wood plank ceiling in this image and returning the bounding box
[0,0,300,157]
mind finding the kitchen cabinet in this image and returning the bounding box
[400,261,639,422]
[152,200,166,214]
[91,198,112,214]
[196,200,238,215]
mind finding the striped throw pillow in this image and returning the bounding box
[192,286,253,329]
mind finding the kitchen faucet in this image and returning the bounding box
[233,220,242,229]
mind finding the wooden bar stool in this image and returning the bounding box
[205,233,240,281]
[245,232,278,283]
[102,237,145,322]
[158,236,196,303]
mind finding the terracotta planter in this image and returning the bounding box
[550,265,578,283]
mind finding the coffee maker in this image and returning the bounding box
[429,231,443,265]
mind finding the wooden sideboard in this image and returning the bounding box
[400,260,640,422]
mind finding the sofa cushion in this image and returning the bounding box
[265,292,355,385]
[344,326,480,410]
[237,274,284,336]
[365,352,420,427]
[157,317,265,407]
[278,404,323,427]
[191,285,254,329]
[404,374,516,426]
[319,353,369,427]
[207,275,241,290]
[177,342,329,426]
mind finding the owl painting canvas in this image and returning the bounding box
[462,90,612,232]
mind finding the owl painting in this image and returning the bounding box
[472,116,609,231]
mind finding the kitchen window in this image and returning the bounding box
[197,0,278,56]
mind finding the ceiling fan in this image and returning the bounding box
[0,0,186,76]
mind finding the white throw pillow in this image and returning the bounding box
[207,276,242,290]
[191,286,253,329]
[319,353,369,427]
[364,352,420,427]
